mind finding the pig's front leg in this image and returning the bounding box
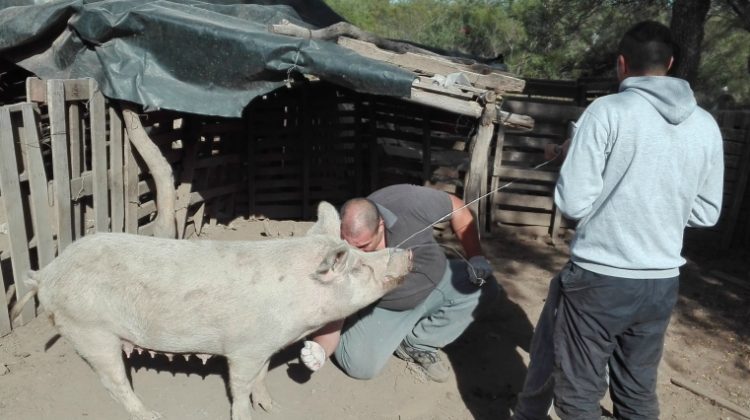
[250,360,275,412]
[227,354,269,420]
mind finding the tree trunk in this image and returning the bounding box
[670,0,711,84]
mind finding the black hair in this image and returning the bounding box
[617,21,674,74]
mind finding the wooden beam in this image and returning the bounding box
[26,77,90,103]
[338,37,525,93]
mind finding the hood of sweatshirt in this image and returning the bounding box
[619,76,697,125]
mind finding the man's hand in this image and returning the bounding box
[467,255,493,286]
[300,340,327,372]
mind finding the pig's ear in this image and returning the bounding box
[314,243,349,283]
[307,201,341,237]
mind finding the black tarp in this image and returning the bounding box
[0,0,416,117]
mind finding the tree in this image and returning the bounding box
[670,0,711,83]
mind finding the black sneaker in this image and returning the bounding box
[394,341,451,383]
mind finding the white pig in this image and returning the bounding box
[11,201,411,420]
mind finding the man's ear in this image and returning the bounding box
[313,243,350,283]
[616,54,627,81]
[666,56,674,72]
[307,201,341,237]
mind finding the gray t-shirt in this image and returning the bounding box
[369,184,452,310]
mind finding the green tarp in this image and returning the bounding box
[0,0,416,117]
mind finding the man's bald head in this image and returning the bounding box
[340,198,384,251]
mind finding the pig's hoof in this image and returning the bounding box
[131,410,162,420]
[251,392,276,412]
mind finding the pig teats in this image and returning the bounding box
[121,340,213,365]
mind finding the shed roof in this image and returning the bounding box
[0,0,418,117]
[1,0,528,127]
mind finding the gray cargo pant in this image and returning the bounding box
[333,259,498,379]
[514,262,679,420]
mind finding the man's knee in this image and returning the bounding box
[333,350,386,380]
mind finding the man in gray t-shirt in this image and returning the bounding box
[300,184,499,382]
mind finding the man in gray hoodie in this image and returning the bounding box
[512,21,724,420]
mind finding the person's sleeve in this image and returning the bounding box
[554,110,608,220]
[687,136,724,227]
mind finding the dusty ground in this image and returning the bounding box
[1,217,748,420]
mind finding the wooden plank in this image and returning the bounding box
[408,88,483,119]
[194,154,242,169]
[670,377,750,420]
[338,37,525,93]
[505,135,554,150]
[495,209,555,227]
[188,184,244,206]
[0,107,35,325]
[412,77,477,99]
[502,150,545,164]
[495,192,554,210]
[503,99,584,122]
[26,77,90,103]
[68,102,84,239]
[19,104,55,267]
[124,118,140,234]
[47,80,73,251]
[89,79,109,233]
[490,125,506,234]
[109,106,125,233]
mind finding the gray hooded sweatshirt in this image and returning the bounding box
[556,76,724,278]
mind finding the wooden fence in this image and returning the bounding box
[492,86,750,249]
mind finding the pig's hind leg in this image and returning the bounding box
[58,322,162,420]
[250,360,275,412]
[227,354,272,420]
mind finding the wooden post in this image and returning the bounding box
[89,79,109,233]
[464,102,496,234]
[122,105,176,238]
[422,107,432,183]
[109,106,125,232]
[489,124,506,233]
[0,106,35,325]
[302,89,311,219]
[47,80,74,251]
[123,123,140,234]
[19,104,55,266]
[247,114,257,217]
[354,94,365,196]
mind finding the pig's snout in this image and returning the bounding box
[384,248,411,285]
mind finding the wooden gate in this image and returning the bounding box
[0,78,136,335]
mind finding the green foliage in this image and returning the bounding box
[323,0,749,106]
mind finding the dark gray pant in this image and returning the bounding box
[553,263,679,420]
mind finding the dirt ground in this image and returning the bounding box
[1,217,748,420]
